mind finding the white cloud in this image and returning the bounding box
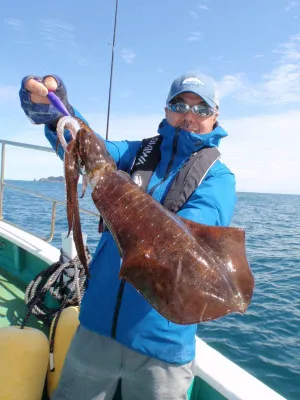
[4,146,63,181]
[217,74,247,98]
[189,11,200,19]
[220,110,300,194]
[284,1,299,11]
[40,19,89,67]
[187,32,203,42]
[4,18,30,46]
[4,19,24,30]
[198,4,209,10]
[218,34,300,105]
[121,49,136,64]
[272,33,300,61]
[189,1,209,18]
[254,54,264,59]
[1,125,63,181]
[40,19,75,53]
[212,55,224,61]
[76,58,89,67]
[41,19,75,44]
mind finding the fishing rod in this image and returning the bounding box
[105,0,119,140]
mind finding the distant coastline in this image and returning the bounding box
[35,176,64,182]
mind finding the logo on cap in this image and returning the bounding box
[182,77,205,87]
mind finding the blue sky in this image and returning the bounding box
[1,0,300,194]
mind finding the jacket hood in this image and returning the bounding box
[157,119,228,154]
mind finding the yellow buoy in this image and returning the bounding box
[0,326,49,400]
[47,306,80,398]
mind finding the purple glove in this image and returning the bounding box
[19,74,74,129]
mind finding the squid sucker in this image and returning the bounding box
[57,116,255,325]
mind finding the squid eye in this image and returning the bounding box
[78,158,86,174]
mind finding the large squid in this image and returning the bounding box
[56,116,254,325]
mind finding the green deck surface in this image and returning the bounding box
[0,267,49,333]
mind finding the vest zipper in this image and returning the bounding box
[148,129,179,196]
[111,279,126,339]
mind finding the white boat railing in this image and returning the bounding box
[0,139,99,242]
[193,337,286,400]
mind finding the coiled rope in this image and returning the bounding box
[21,246,92,371]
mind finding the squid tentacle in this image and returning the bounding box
[56,116,91,277]
[64,140,80,237]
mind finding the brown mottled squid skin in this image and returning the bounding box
[62,117,254,325]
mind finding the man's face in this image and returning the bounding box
[165,92,219,135]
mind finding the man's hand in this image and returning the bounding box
[19,74,74,128]
[25,75,58,104]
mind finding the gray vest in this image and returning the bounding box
[130,136,221,213]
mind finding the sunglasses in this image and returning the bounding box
[166,102,215,117]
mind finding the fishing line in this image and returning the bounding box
[105,0,119,140]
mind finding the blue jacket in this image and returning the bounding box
[45,113,236,365]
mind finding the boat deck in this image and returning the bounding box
[0,267,48,333]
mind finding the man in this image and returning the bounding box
[19,72,236,400]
